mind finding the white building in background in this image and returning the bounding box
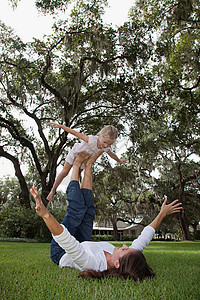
[93,220,183,240]
[93,220,144,240]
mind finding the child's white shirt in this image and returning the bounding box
[53,225,155,271]
[66,135,110,165]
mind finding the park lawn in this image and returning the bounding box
[0,241,199,300]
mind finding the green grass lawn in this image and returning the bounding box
[0,241,199,300]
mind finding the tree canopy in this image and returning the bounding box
[1,0,199,240]
[126,0,200,239]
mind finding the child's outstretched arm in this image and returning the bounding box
[107,150,126,164]
[49,122,89,143]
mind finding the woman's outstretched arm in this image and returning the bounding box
[30,185,97,271]
[149,198,182,230]
[30,186,63,236]
[130,198,182,251]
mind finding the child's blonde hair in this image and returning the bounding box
[99,125,118,140]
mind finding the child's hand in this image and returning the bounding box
[49,122,62,129]
[46,189,55,202]
[119,158,126,164]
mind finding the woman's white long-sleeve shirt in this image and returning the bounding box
[53,224,155,271]
[53,225,155,271]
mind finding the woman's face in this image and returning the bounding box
[112,244,138,261]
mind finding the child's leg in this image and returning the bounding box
[47,162,72,202]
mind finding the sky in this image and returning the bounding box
[0,0,134,186]
[0,0,133,42]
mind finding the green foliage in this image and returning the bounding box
[0,175,66,211]
[0,207,40,239]
[0,176,21,208]
[122,234,137,241]
[2,0,200,241]
[0,0,134,207]
[0,206,66,241]
[91,234,114,241]
[35,0,72,14]
[93,160,162,240]
[125,0,200,240]
[8,0,73,13]
[193,229,200,240]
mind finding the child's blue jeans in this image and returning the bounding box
[50,180,95,265]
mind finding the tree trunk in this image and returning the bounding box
[0,147,31,209]
[41,188,51,207]
[178,168,193,241]
[111,218,120,241]
[178,212,193,241]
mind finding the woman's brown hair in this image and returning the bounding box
[78,251,155,280]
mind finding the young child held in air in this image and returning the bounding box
[47,123,126,202]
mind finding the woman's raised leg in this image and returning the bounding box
[50,152,91,264]
[75,151,103,242]
[61,152,92,237]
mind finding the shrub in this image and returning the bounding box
[193,230,200,240]
[122,234,137,241]
[91,234,114,241]
[0,207,66,241]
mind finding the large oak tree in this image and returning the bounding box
[0,0,149,207]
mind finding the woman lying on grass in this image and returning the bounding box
[30,151,182,281]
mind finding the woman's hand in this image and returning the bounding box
[160,198,183,217]
[30,186,50,218]
[149,198,182,230]
[30,186,63,235]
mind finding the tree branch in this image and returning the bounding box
[0,116,43,176]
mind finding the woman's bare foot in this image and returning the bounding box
[30,186,50,218]
[84,150,104,168]
[73,151,91,167]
